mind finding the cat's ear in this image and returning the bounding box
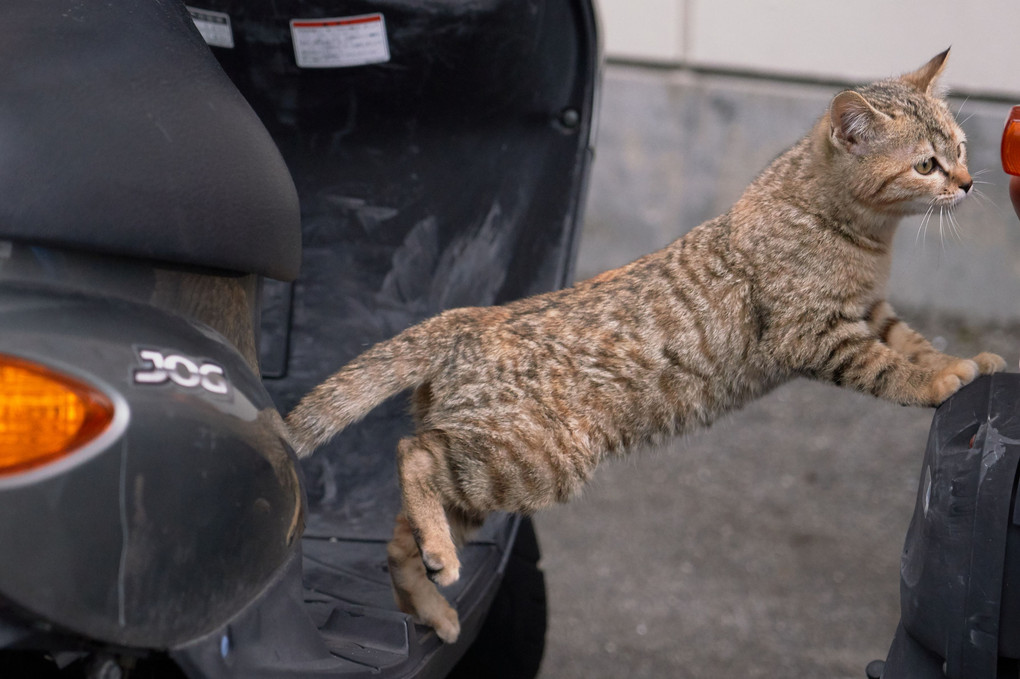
[829,90,888,154]
[901,48,950,95]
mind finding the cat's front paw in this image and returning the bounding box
[928,358,979,404]
[972,351,1006,374]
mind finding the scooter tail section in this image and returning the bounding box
[0,278,304,653]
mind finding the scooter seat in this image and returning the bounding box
[0,1,301,281]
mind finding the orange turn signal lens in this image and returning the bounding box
[1002,106,1020,176]
[0,355,114,475]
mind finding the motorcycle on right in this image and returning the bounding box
[866,105,1020,679]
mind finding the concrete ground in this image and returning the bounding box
[532,64,1020,679]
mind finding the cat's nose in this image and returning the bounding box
[956,168,973,193]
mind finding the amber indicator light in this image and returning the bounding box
[1001,106,1020,176]
[0,355,114,476]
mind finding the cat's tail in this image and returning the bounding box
[284,318,445,457]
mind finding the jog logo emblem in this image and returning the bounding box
[133,349,229,395]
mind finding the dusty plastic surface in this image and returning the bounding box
[197,0,599,676]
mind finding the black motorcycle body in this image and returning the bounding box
[0,1,598,677]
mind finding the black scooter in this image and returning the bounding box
[0,1,598,677]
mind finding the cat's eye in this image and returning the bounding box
[914,157,937,175]
[957,141,966,159]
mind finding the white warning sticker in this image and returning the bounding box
[290,13,391,69]
[187,6,234,49]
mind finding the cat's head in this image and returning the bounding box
[825,49,971,217]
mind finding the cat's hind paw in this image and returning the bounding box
[422,549,461,588]
[400,588,461,643]
[972,351,1006,375]
[430,604,461,644]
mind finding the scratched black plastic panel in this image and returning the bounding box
[883,373,1020,679]
[204,0,597,539]
[196,1,595,675]
[880,623,946,679]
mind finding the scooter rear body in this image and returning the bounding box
[0,250,302,654]
[0,0,599,676]
[0,0,305,669]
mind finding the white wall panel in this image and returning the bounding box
[596,0,1020,98]
[597,0,684,63]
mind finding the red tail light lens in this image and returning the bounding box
[0,355,114,475]
[1002,106,1020,176]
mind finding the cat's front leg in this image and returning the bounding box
[865,300,1005,374]
[812,322,981,406]
[865,301,942,365]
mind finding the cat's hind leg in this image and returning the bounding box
[386,507,486,644]
[396,433,461,586]
[388,512,461,643]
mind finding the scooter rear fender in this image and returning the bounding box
[0,285,304,650]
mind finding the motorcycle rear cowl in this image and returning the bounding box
[0,0,305,653]
[0,251,303,650]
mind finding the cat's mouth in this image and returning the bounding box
[899,192,965,216]
[935,189,968,209]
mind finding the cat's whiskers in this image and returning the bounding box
[934,205,965,262]
[970,169,994,188]
[956,96,970,117]
[946,205,963,243]
[970,169,997,198]
[938,206,946,257]
[970,187,1008,220]
[915,199,937,248]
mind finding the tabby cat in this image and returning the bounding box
[286,50,1006,643]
